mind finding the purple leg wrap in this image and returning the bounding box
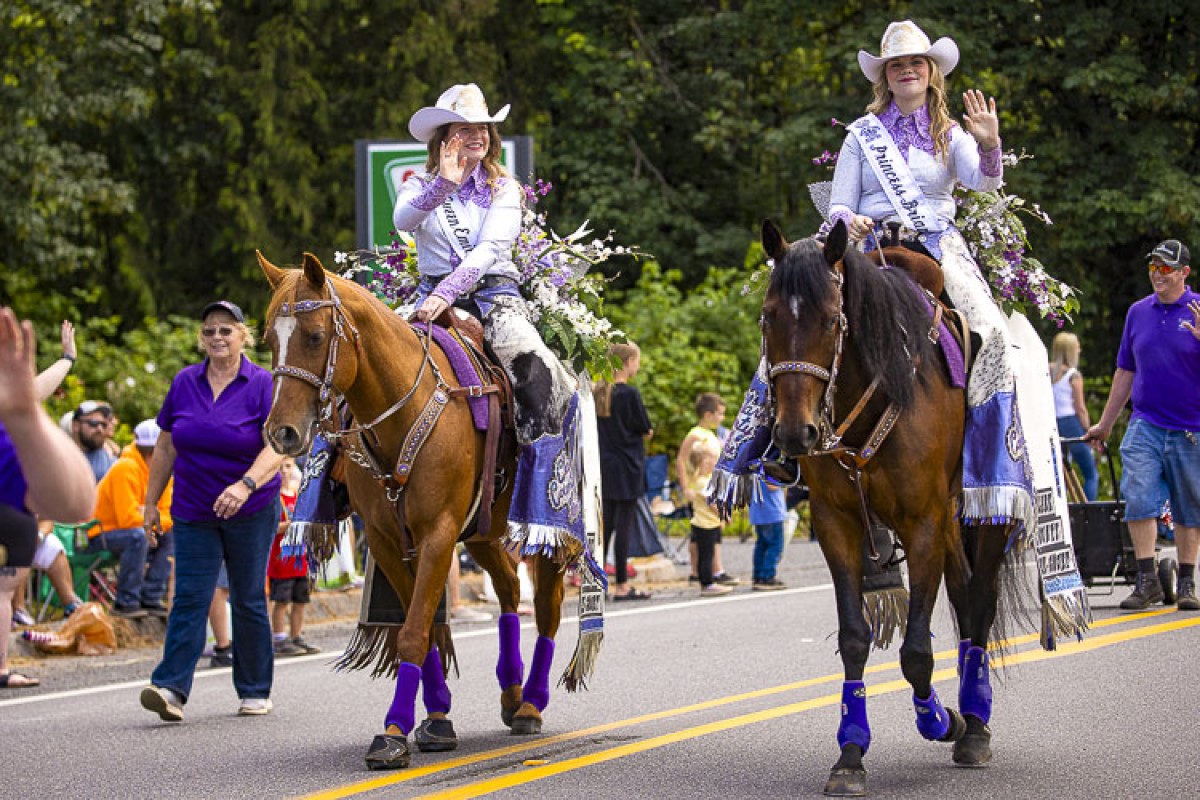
[496,612,524,688]
[913,687,951,741]
[836,680,871,754]
[959,645,992,723]
[957,639,970,676]
[421,646,452,716]
[522,636,555,712]
[385,662,422,735]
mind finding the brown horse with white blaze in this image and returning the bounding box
[258,251,575,769]
[761,220,1014,796]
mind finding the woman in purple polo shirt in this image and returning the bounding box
[139,300,284,722]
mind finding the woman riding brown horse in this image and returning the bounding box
[761,219,1014,796]
[258,252,593,769]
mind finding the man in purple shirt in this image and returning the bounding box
[1088,239,1200,610]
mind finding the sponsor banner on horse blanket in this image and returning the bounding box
[1008,312,1091,649]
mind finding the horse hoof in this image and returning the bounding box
[824,766,868,797]
[415,718,458,753]
[364,734,410,770]
[952,716,992,767]
[510,702,543,735]
[501,685,523,728]
[940,707,968,743]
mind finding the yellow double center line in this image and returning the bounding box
[304,609,1195,799]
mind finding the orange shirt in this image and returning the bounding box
[93,444,173,535]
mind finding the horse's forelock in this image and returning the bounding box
[769,237,835,310]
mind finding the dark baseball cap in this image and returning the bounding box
[200,300,245,322]
[1146,239,1190,268]
[74,400,113,419]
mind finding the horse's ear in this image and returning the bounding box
[824,219,848,267]
[762,219,789,262]
[301,252,326,290]
[256,250,287,289]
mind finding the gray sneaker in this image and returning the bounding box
[1177,577,1199,611]
[140,686,184,722]
[274,638,306,657]
[1120,570,1166,610]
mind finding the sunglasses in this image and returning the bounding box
[1148,263,1181,276]
[79,419,108,429]
[201,325,236,338]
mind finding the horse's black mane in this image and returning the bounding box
[769,238,936,409]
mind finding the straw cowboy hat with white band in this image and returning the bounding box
[408,83,511,143]
[857,20,959,83]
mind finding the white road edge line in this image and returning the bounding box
[0,582,833,709]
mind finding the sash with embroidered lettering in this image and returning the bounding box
[435,194,476,266]
[847,113,948,240]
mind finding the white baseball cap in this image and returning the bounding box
[133,419,161,447]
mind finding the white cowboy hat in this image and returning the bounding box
[857,20,959,83]
[408,83,511,143]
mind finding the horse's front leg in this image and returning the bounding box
[901,519,967,747]
[464,539,525,729]
[952,523,1009,767]
[365,527,457,770]
[815,507,874,798]
[507,553,565,735]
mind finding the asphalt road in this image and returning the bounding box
[4,538,1200,799]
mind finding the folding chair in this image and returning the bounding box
[644,454,691,564]
[33,520,118,622]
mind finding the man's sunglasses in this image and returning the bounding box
[1148,263,1181,276]
[79,419,108,429]
[201,325,236,338]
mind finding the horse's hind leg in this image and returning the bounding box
[414,644,457,752]
[953,523,1008,767]
[463,539,525,728]
[509,553,566,735]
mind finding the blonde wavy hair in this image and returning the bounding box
[1050,332,1081,375]
[424,122,509,192]
[866,57,952,163]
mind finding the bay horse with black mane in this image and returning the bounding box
[761,219,1014,796]
[257,252,593,770]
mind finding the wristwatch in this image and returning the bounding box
[240,475,257,492]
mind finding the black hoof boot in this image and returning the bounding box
[939,707,968,742]
[952,715,993,767]
[365,733,410,770]
[415,718,458,752]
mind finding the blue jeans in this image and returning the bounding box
[151,500,279,703]
[88,527,156,608]
[753,522,785,581]
[1056,415,1099,502]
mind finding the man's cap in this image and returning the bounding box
[1147,239,1190,268]
[200,300,245,323]
[74,400,113,419]
[133,419,161,447]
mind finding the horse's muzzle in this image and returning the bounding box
[772,421,819,458]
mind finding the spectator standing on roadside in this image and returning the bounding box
[677,393,739,587]
[1086,240,1200,611]
[0,309,96,689]
[1050,332,1099,501]
[91,419,175,619]
[595,342,654,601]
[749,477,788,590]
[268,458,320,657]
[139,300,284,722]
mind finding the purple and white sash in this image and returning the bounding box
[847,114,949,241]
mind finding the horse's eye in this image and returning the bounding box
[307,330,325,347]
[824,315,838,332]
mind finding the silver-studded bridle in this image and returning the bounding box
[271,276,360,417]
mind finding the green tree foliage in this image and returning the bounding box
[4,0,1198,436]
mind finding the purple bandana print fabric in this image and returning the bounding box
[878,102,935,160]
